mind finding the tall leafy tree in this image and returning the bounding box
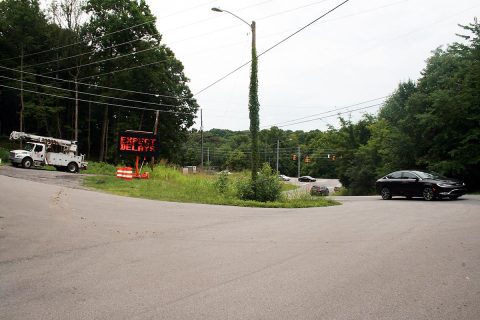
[0,0,49,137]
[82,0,198,161]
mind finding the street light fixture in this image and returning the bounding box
[212,7,260,182]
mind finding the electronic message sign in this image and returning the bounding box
[118,131,160,157]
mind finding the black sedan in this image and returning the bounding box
[298,176,316,182]
[376,170,467,201]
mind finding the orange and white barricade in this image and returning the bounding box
[116,167,133,180]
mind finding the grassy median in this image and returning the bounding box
[83,164,339,208]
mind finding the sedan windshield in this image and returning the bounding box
[412,171,447,180]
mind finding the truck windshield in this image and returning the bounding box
[24,143,35,152]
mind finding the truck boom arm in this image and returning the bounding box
[10,131,78,153]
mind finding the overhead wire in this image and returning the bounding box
[275,102,383,128]
[0,84,193,115]
[23,1,273,71]
[43,46,162,75]
[11,0,350,95]
[0,18,158,63]
[263,96,387,128]
[0,75,185,109]
[0,64,192,101]
[25,37,152,68]
[194,0,351,96]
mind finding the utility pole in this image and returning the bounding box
[249,20,260,182]
[200,108,204,169]
[19,47,24,149]
[297,146,301,178]
[276,139,279,172]
[74,77,79,145]
[207,147,210,170]
[150,110,159,170]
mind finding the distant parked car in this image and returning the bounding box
[375,170,467,201]
[279,174,290,181]
[310,185,329,196]
[298,176,316,182]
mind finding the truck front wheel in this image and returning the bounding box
[22,157,33,169]
[67,162,78,173]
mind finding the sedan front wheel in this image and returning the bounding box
[423,187,435,201]
[381,187,392,200]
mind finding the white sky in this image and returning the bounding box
[147,1,478,131]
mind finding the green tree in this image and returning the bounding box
[82,0,198,162]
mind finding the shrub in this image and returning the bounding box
[0,147,9,164]
[236,163,282,202]
[214,171,230,194]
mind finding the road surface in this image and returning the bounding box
[0,171,479,319]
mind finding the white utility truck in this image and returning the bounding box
[9,131,87,173]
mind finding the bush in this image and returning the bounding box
[235,163,282,202]
[214,171,230,194]
[0,147,9,164]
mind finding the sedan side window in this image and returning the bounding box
[402,172,417,179]
[388,172,402,179]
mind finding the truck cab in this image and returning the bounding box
[9,142,46,168]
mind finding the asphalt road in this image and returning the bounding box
[1,171,479,319]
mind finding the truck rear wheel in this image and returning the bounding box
[22,157,33,169]
[67,162,78,173]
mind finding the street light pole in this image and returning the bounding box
[212,7,260,182]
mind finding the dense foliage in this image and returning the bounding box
[0,0,199,162]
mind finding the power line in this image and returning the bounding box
[25,37,150,68]
[0,64,192,101]
[275,103,383,128]
[24,1,272,71]
[23,1,350,92]
[263,96,387,128]
[194,0,351,96]
[0,0,226,63]
[0,75,185,109]
[0,84,194,115]
[257,0,331,22]
[43,46,162,75]
[78,60,164,81]
[0,18,158,63]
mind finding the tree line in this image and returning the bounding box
[179,20,480,193]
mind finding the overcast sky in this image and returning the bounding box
[146,0,478,132]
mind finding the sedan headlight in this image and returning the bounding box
[437,183,453,187]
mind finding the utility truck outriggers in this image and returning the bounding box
[9,131,87,173]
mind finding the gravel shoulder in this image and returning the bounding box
[0,164,89,189]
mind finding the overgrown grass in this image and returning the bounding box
[83,161,117,175]
[83,164,338,208]
[281,183,298,192]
